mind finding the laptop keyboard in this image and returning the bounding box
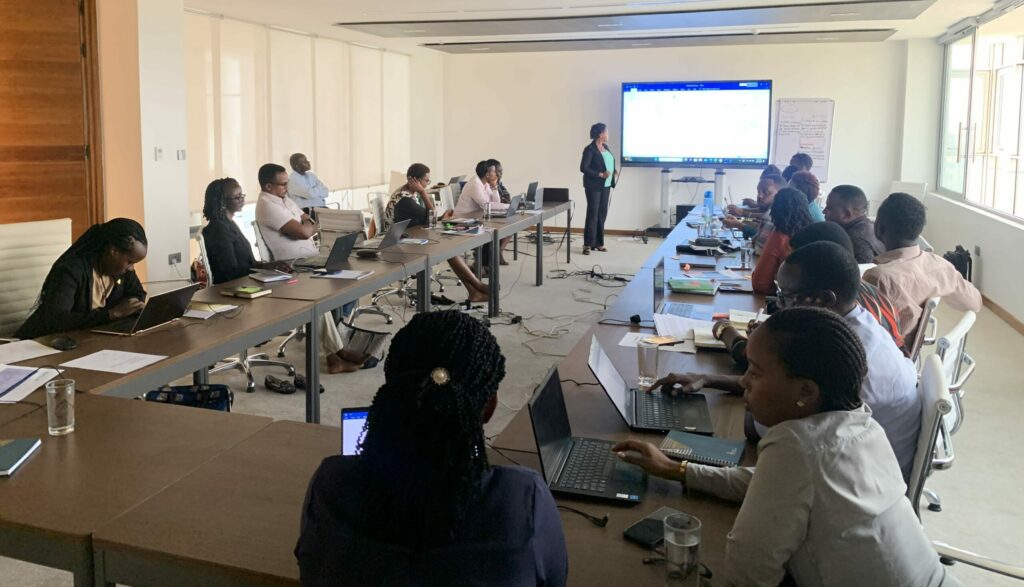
[557,439,615,493]
[638,392,682,429]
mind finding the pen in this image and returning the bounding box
[755,307,764,322]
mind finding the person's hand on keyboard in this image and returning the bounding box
[651,373,709,395]
[612,440,682,481]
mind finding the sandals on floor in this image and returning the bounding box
[595,246,607,252]
[293,374,325,394]
[264,375,297,395]
[582,247,591,255]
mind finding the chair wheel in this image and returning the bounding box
[940,556,955,566]
[246,382,256,393]
[287,367,296,376]
[928,503,942,512]
[385,316,394,325]
[277,350,286,358]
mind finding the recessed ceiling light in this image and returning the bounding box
[631,42,652,46]
[816,37,840,41]
[830,12,860,17]
[470,47,490,51]
[597,23,624,27]
[403,29,427,33]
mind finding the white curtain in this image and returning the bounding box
[350,45,384,187]
[183,13,217,214]
[268,30,315,171]
[382,52,411,181]
[314,38,351,190]
[218,18,269,196]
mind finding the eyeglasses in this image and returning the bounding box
[774,282,809,308]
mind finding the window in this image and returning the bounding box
[938,8,1024,221]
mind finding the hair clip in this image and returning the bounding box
[430,367,450,386]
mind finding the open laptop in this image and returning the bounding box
[354,219,411,251]
[93,283,199,336]
[587,336,714,435]
[541,187,570,203]
[491,195,523,220]
[528,366,647,503]
[446,175,464,186]
[524,182,542,210]
[341,406,370,455]
[294,232,360,272]
[653,257,714,320]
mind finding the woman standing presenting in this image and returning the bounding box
[580,122,618,255]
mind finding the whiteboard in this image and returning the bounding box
[772,99,835,182]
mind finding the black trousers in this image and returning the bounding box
[583,186,611,248]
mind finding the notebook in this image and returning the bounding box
[667,277,719,296]
[0,438,41,476]
[693,327,727,350]
[221,286,272,299]
[659,430,744,467]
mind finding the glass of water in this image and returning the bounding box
[45,379,76,436]
[636,340,659,390]
[664,513,701,587]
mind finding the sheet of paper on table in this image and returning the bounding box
[617,332,697,354]
[0,366,60,403]
[0,340,61,364]
[60,350,167,374]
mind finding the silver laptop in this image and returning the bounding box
[93,283,199,336]
[653,257,714,320]
[491,195,523,220]
[354,219,411,251]
[524,182,541,209]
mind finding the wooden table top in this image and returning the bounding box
[0,394,271,543]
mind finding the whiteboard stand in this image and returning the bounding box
[646,169,674,237]
[714,169,727,209]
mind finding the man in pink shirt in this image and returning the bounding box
[864,192,982,340]
[454,160,508,217]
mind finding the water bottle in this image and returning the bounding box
[702,191,714,224]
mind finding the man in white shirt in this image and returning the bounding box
[652,241,921,481]
[255,163,319,260]
[454,160,507,217]
[288,153,330,213]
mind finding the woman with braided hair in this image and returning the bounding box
[296,310,567,586]
[615,308,954,586]
[16,218,148,338]
[751,187,815,294]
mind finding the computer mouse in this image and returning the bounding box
[51,336,78,351]
[355,249,380,259]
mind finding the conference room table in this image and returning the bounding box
[0,392,273,587]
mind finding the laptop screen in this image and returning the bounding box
[526,181,539,202]
[341,408,369,455]
[653,258,665,313]
[380,219,411,249]
[587,336,633,426]
[528,367,574,483]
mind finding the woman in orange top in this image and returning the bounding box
[751,187,815,294]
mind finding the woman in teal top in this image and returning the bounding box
[790,170,826,222]
[579,122,618,255]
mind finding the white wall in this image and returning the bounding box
[443,41,908,231]
[410,52,445,175]
[137,0,190,282]
[897,39,944,189]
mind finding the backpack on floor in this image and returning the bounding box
[143,384,233,412]
[943,245,973,282]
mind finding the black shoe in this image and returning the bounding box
[361,357,380,370]
[294,374,325,394]
[264,375,296,395]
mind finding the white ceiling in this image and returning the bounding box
[184,0,999,53]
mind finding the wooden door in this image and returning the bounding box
[0,0,103,238]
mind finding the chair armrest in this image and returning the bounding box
[922,315,939,347]
[933,541,1024,580]
[949,354,976,393]
[0,338,18,343]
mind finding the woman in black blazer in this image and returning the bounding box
[579,123,618,255]
[201,178,292,284]
[16,218,148,339]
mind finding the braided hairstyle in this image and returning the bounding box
[762,307,866,412]
[202,177,241,222]
[39,218,147,307]
[770,187,815,236]
[357,310,507,545]
[789,171,820,204]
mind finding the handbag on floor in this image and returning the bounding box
[143,384,233,412]
[943,245,973,281]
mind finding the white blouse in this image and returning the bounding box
[686,406,955,587]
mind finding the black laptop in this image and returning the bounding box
[587,335,714,435]
[541,187,570,203]
[294,232,360,271]
[528,366,647,504]
[353,219,411,251]
[653,258,715,320]
[524,182,541,209]
[93,283,199,336]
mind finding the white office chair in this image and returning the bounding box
[909,297,941,366]
[438,186,455,216]
[249,221,305,358]
[0,218,72,338]
[933,542,1024,580]
[907,355,953,519]
[889,180,928,200]
[195,233,295,393]
[316,208,366,238]
[918,235,935,253]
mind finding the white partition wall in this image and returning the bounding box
[383,52,412,179]
[269,29,316,169]
[218,18,270,195]
[351,45,384,187]
[315,38,352,190]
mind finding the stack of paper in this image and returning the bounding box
[653,313,715,341]
[311,269,374,280]
[0,366,60,403]
[616,332,696,354]
[0,340,61,364]
[693,327,727,350]
[184,302,239,320]
[248,271,292,283]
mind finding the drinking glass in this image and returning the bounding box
[664,513,701,587]
[45,379,76,436]
[637,340,659,390]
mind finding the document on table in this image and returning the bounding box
[60,350,167,374]
[311,269,374,280]
[653,313,715,340]
[617,332,696,354]
[184,302,239,320]
[399,238,429,245]
[0,340,61,364]
[728,309,765,330]
[0,365,59,403]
